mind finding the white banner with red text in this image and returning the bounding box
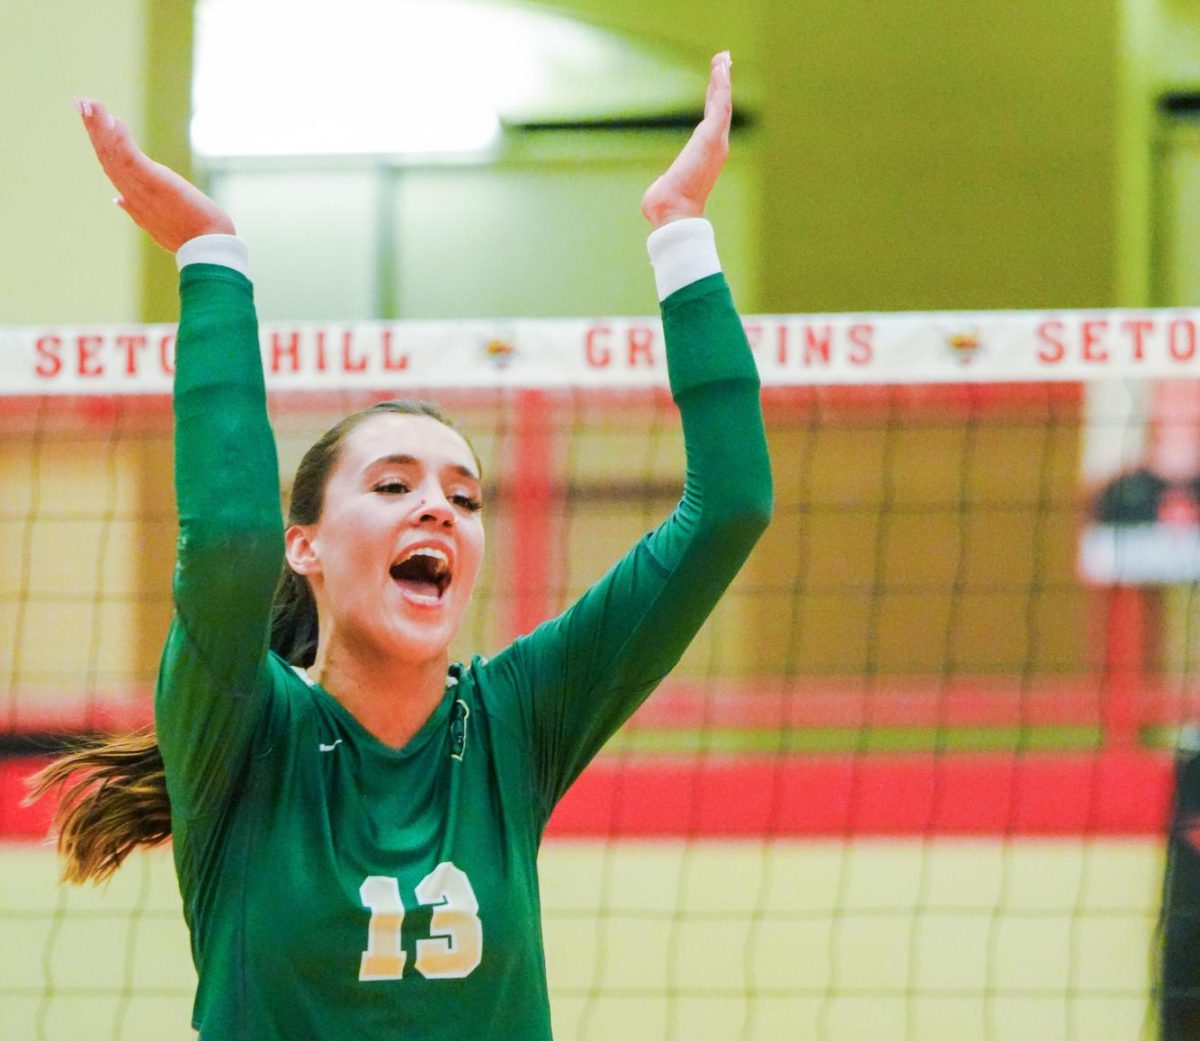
[3,309,1200,393]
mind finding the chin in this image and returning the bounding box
[363,581,458,654]
[385,617,461,664]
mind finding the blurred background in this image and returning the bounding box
[9,0,1196,326]
[4,1,1200,1039]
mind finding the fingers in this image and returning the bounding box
[75,97,152,193]
[703,52,732,135]
[76,98,168,234]
[74,95,237,250]
[640,51,735,227]
[76,97,118,150]
[690,53,732,160]
[711,50,732,88]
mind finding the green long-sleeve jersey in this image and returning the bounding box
[158,261,772,1040]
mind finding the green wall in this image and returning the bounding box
[0,0,147,324]
[538,0,1125,313]
[0,0,192,324]
[757,0,1120,312]
[4,1,1200,321]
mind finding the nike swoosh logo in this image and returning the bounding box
[319,740,343,753]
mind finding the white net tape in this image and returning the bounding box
[4,309,1200,393]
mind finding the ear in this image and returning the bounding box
[285,524,322,577]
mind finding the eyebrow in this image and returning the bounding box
[367,453,480,482]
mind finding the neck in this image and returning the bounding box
[307,642,450,749]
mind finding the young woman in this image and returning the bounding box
[37,52,771,1039]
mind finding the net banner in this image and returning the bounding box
[4,308,1200,392]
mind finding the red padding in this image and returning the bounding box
[544,750,1174,838]
[0,757,56,840]
[2,750,1174,841]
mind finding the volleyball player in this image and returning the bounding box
[34,52,771,1038]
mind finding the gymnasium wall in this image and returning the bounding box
[0,0,1154,322]
[0,0,148,324]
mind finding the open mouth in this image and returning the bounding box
[389,546,452,602]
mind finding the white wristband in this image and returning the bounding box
[646,218,721,301]
[176,234,251,278]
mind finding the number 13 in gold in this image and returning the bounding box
[358,862,483,981]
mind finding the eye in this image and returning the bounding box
[451,494,483,513]
[373,479,410,495]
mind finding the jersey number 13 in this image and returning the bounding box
[358,862,482,981]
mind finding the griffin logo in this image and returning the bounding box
[483,336,516,370]
[946,328,982,365]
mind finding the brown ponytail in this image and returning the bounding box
[28,400,476,884]
[26,731,169,883]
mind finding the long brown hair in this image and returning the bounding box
[28,400,471,883]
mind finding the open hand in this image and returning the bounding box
[640,52,732,229]
[76,98,235,252]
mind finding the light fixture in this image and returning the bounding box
[191,0,725,158]
[192,0,511,157]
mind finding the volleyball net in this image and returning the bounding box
[2,307,1196,1040]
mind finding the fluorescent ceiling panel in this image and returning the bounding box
[192,0,707,157]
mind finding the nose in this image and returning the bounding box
[413,484,455,527]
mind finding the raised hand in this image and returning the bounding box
[640,52,733,229]
[76,98,235,252]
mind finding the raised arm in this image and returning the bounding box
[491,54,773,815]
[78,102,282,823]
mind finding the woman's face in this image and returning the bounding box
[286,413,485,666]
